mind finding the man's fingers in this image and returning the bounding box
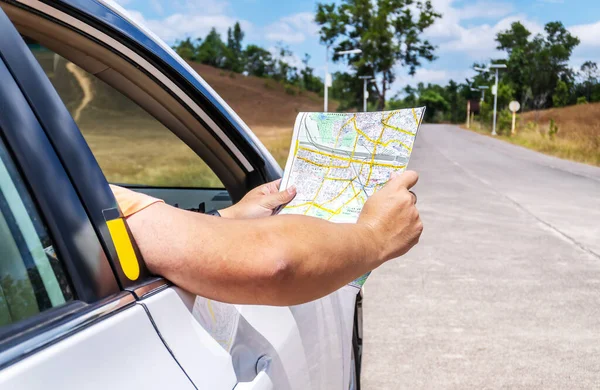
[262,179,282,194]
[388,170,419,189]
[262,185,296,209]
[392,170,419,189]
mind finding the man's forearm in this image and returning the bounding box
[127,203,382,305]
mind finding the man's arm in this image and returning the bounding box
[126,171,422,306]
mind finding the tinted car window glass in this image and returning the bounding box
[26,39,223,188]
[0,137,74,327]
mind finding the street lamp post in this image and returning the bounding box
[474,64,506,136]
[324,47,362,112]
[359,76,373,112]
[478,85,489,101]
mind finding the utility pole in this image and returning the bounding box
[323,47,362,112]
[359,76,373,112]
[466,100,471,128]
[324,45,329,112]
[474,64,506,136]
[478,85,489,102]
[471,86,488,102]
[492,68,499,136]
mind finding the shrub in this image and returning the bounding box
[548,119,559,140]
[577,96,588,105]
[525,121,538,133]
[284,84,297,96]
[497,109,513,135]
[229,72,236,79]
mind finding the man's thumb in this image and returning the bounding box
[263,185,297,209]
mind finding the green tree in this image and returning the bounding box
[445,80,460,123]
[330,71,364,110]
[196,28,228,68]
[316,0,441,110]
[495,21,580,110]
[173,37,199,61]
[418,90,449,123]
[244,44,274,77]
[224,22,245,72]
[552,79,569,107]
[300,54,324,94]
[579,61,599,102]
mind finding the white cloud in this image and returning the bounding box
[440,15,543,58]
[571,20,600,48]
[458,1,514,20]
[265,12,318,44]
[174,0,230,15]
[149,0,164,15]
[267,46,305,70]
[124,8,252,43]
[425,1,543,59]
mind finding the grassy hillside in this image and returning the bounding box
[186,62,334,164]
[515,104,600,166]
[468,103,600,167]
[31,47,333,186]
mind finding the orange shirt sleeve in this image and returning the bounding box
[110,184,165,218]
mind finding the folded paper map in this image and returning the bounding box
[280,108,425,288]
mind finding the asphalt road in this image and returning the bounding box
[361,124,600,389]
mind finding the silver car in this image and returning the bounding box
[0,0,362,389]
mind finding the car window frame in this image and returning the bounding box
[0,8,133,367]
[4,0,272,199]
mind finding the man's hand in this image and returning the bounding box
[220,179,297,219]
[357,170,423,264]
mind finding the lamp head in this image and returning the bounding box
[336,49,363,55]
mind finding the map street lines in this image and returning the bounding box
[280,108,425,288]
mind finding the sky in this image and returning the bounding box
[114,0,600,96]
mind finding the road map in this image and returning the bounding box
[280,108,425,288]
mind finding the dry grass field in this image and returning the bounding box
[470,103,600,167]
[187,63,335,169]
[516,104,600,166]
[34,48,333,187]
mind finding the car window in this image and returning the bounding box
[26,39,223,188]
[0,137,74,327]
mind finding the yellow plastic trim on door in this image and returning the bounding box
[103,208,140,281]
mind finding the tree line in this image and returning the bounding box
[173,23,324,95]
[173,1,596,130]
[387,20,599,130]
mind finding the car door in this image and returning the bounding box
[1,1,360,389]
[0,9,198,389]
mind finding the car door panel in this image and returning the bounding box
[235,304,311,388]
[0,305,195,389]
[140,288,238,390]
[0,8,196,389]
[144,286,358,390]
[289,286,358,390]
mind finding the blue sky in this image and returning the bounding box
[115,0,600,95]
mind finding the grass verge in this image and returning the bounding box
[465,119,600,167]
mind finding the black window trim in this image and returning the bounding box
[0,28,136,364]
[0,9,119,302]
